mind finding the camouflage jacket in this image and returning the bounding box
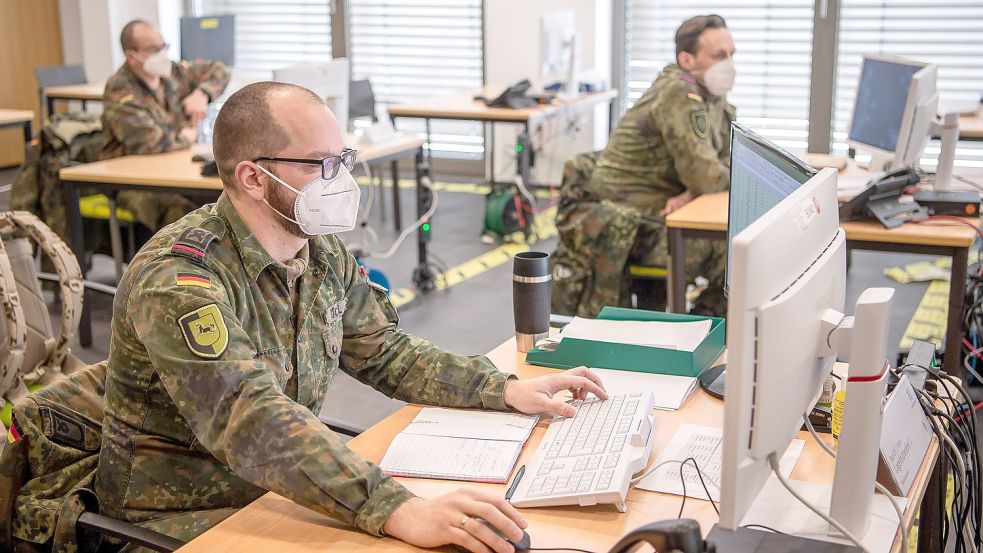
[95,194,515,542]
[99,60,230,160]
[1,362,107,553]
[587,64,736,214]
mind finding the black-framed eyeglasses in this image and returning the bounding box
[253,149,358,180]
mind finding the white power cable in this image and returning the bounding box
[629,458,721,494]
[803,413,908,553]
[369,175,438,260]
[767,452,870,553]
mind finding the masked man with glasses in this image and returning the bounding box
[100,19,230,231]
[551,14,736,317]
[95,81,607,553]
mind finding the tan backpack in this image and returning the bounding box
[0,211,84,445]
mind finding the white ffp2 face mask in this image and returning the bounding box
[702,58,736,97]
[140,50,172,79]
[258,165,361,236]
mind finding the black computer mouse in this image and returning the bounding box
[455,518,531,553]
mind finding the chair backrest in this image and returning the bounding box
[349,79,377,122]
[34,64,88,119]
[34,64,87,89]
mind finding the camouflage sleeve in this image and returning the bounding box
[653,84,730,196]
[125,256,414,536]
[179,59,231,102]
[101,97,191,154]
[336,246,516,410]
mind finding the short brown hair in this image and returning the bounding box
[675,15,727,61]
[120,19,150,51]
[212,81,324,191]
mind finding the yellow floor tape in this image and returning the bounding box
[899,279,950,350]
[389,206,558,309]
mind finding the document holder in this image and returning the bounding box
[526,307,725,378]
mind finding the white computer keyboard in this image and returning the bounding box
[508,391,656,512]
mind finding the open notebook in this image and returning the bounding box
[379,408,539,483]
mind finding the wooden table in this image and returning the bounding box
[957,114,983,141]
[388,87,619,186]
[59,136,428,347]
[665,162,983,379]
[176,338,940,553]
[43,82,104,117]
[0,109,34,147]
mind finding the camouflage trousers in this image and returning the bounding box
[551,199,726,318]
[116,191,197,233]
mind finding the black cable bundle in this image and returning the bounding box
[911,367,982,553]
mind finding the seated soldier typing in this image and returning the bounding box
[94,81,607,553]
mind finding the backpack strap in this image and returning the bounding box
[0,212,83,380]
[0,235,26,410]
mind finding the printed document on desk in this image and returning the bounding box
[585,368,697,411]
[379,408,538,483]
[636,424,804,501]
[555,317,712,352]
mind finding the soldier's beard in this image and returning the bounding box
[264,176,313,240]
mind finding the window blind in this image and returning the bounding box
[194,0,333,77]
[833,0,983,167]
[348,0,485,158]
[625,0,815,152]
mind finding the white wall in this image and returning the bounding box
[484,0,613,185]
[57,0,180,83]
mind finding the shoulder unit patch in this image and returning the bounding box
[178,303,229,359]
[690,110,709,139]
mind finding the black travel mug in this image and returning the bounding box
[513,251,551,352]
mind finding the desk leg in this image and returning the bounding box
[47,97,55,120]
[391,159,401,232]
[64,180,92,348]
[917,455,945,553]
[23,121,32,143]
[411,148,436,292]
[424,118,433,168]
[944,246,968,379]
[668,227,687,313]
[489,123,496,184]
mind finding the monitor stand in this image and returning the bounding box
[698,363,727,399]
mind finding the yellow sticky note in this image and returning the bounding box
[200,18,219,30]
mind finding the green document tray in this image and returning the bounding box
[525,307,726,378]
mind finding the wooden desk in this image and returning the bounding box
[43,82,104,117]
[0,109,34,145]
[388,87,618,185]
[177,339,939,553]
[59,136,427,347]
[664,163,983,379]
[957,114,983,141]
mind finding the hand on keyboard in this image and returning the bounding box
[503,366,608,417]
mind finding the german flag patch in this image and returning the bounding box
[687,92,703,103]
[7,417,23,444]
[176,273,211,288]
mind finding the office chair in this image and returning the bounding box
[77,511,186,552]
[34,64,88,120]
[627,264,668,311]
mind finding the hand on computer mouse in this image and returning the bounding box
[382,488,527,553]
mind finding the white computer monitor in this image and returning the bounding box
[274,58,350,134]
[540,10,580,94]
[847,54,938,172]
[719,165,847,529]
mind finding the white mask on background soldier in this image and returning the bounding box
[141,50,172,79]
[258,165,362,236]
[702,58,736,97]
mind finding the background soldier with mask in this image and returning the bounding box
[95,81,607,553]
[101,19,230,232]
[551,14,736,317]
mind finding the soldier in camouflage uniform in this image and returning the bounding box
[100,19,230,232]
[92,81,606,553]
[552,15,737,317]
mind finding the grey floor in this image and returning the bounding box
[0,165,977,432]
